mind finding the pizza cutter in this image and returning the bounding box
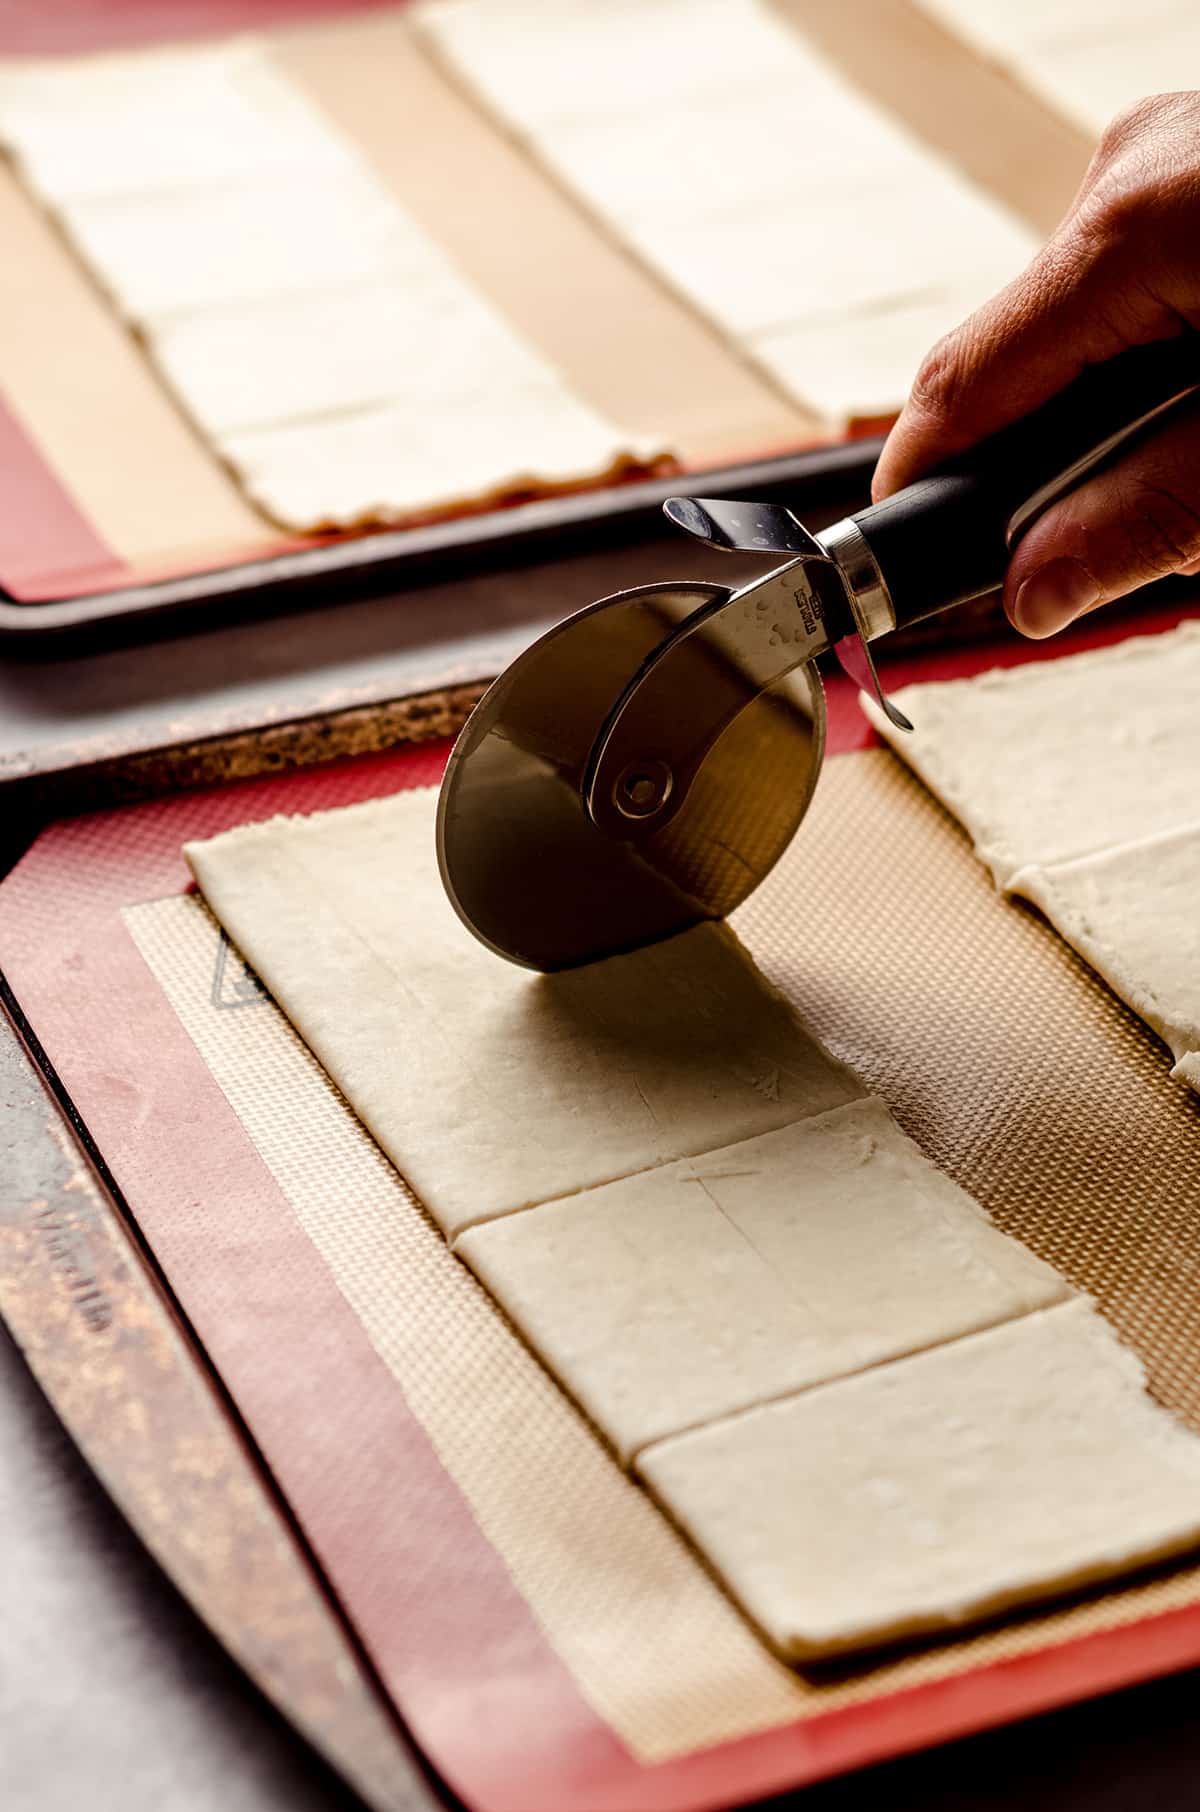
[437,336,1200,970]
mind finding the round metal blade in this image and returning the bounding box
[436,581,826,970]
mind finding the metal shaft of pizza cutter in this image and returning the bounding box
[582,546,852,841]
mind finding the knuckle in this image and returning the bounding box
[907,329,972,430]
[1118,474,1200,575]
[1073,174,1152,254]
[1095,94,1164,160]
[1080,99,1200,249]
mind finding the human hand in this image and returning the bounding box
[873,92,1200,638]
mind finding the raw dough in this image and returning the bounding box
[915,0,1200,138]
[458,1097,1069,1462]
[1019,825,1200,1085]
[752,289,1000,425]
[421,0,1038,419]
[184,789,862,1238]
[60,166,449,323]
[863,622,1200,1096]
[540,94,903,235]
[0,37,658,531]
[862,622,1200,888]
[639,1299,1200,1660]
[151,277,565,438]
[188,781,1200,1659]
[420,0,811,129]
[0,36,358,200]
[223,397,653,532]
[635,189,1031,342]
[1023,26,1200,137]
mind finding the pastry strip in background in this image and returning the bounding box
[916,0,1200,138]
[420,0,1040,422]
[0,37,664,531]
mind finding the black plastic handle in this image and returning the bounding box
[851,333,1200,631]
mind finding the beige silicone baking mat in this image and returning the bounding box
[123,745,1200,1766]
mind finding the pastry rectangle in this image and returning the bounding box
[459,1097,1070,1462]
[1020,826,1200,1085]
[916,0,1200,138]
[0,37,660,530]
[60,167,450,323]
[150,278,558,438]
[184,790,862,1238]
[421,0,1039,422]
[639,1300,1200,1659]
[862,622,1200,888]
[862,621,1200,1097]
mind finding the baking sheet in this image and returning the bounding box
[3,610,1200,1811]
[0,0,1095,625]
[0,4,815,609]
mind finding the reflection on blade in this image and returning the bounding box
[583,557,834,842]
[439,735,702,969]
[437,582,826,971]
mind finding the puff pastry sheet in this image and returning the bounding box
[187,784,1200,1657]
[0,36,657,530]
[642,1300,1200,1659]
[864,622,1200,1091]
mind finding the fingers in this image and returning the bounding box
[872,236,1172,503]
[1003,392,1200,637]
[872,94,1200,503]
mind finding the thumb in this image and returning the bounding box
[1005,395,1200,638]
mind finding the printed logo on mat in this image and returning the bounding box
[210,930,267,1011]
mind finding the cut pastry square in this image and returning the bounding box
[458,1097,1071,1464]
[637,179,1035,340]
[537,96,902,236]
[60,165,451,323]
[1018,824,1200,1090]
[185,789,863,1238]
[222,388,660,531]
[914,0,1183,61]
[420,0,811,129]
[1020,24,1200,139]
[639,1299,1200,1661]
[753,289,990,424]
[150,275,558,438]
[861,621,1200,887]
[0,37,359,201]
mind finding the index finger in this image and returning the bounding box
[871,229,1168,501]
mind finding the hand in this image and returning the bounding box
[873,92,1200,638]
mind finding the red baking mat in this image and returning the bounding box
[0,381,325,604]
[3,608,1200,1812]
[0,396,131,598]
[0,0,402,54]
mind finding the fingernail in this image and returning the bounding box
[1012,559,1101,639]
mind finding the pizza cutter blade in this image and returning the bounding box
[438,336,1200,970]
[436,579,827,971]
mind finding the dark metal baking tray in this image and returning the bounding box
[0,439,883,649]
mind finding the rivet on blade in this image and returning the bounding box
[613,759,673,821]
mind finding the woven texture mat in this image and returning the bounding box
[738,749,1200,1424]
[116,744,1200,1776]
